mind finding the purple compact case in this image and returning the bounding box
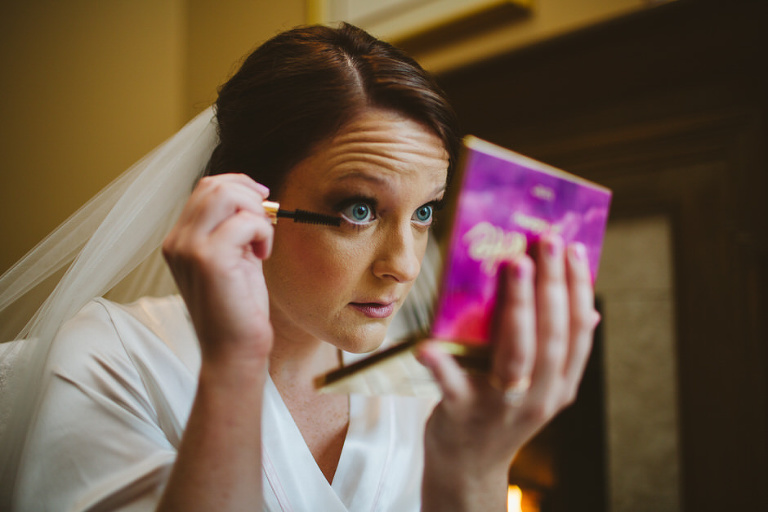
[430,136,612,362]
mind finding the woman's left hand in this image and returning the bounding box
[418,234,600,511]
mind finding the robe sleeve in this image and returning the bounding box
[16,298,198,512]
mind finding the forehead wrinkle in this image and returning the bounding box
[323,138,447,168]
[323,134,449,178]
[329,169,447,202]
[328,155,447,188]
[328,116,448,156]
[293,109,449,199]
[327,153,442,181]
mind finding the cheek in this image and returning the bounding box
[267,226,369,296]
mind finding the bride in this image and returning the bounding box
[0,23,599,511]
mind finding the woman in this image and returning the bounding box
[0,24,598,511]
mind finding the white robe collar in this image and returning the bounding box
[261,376,396,511]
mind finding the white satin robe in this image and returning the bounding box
[15,296,436,511]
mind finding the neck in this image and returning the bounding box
[268,331,340,397]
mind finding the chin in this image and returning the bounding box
[332,325,389,355]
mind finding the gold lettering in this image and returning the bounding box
[531,185,555,201]
[513,212,550,234]
[463,222,527,275]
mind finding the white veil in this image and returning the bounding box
[0,107,219,507]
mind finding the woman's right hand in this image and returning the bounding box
[162,173,275,364]
[159,173,272,512]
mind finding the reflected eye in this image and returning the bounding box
[412,205,434,225]
[341,202,375,224]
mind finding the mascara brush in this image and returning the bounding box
[262,200,341,227]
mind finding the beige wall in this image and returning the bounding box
[0,0,184,274]
[184,0,305,119]
[0,0,304,275]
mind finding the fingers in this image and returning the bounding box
[563,243,600,395]
[177,174,271,235]
[209,209,275,261]
[490,257,536,391]
[488,234,598,413]
[525,235,569,405]
[164,174,273,261]
[416,341,473,406]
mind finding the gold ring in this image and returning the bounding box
[502,377,531,406]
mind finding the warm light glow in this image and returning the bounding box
[507,485,523,512]
[507,485,541,512]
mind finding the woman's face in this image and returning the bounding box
[263,108,449,353]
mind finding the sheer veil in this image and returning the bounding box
[0,105,441,507]
[0,107,218,507]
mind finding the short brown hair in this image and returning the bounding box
[206,23,460,192]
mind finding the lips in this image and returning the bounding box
[349,301,396,319]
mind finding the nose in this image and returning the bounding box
[372,223,422,283]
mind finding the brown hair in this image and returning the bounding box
[206,23,460,193]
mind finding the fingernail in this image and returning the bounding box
[543,235,562,258]
[569,242,586,262]
[256,183,270,196]
[592,310,602,328]
[509,258,529,280]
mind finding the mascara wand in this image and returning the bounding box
[262,200,341,227]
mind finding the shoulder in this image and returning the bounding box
[40,295,200,444]
[52,295,200,375]
[17,297,196,511]
[56,295,189,341]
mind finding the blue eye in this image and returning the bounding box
[412,205,433,225]
[341,202,375,224]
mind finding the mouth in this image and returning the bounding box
[348,301,397,319]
